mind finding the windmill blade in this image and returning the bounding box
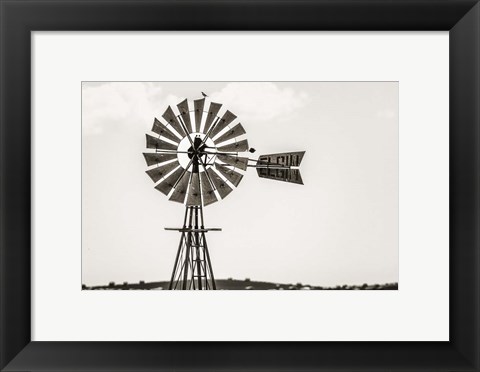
[257,151,305,167]
[217,139,249,153]
[214,163,243,187]
[155,167,184,196]
[216,154,248,171]
[177,99,193,133]
[146,134,178,151]
[162,106,186,137]
[143,152,177,166]
[152,118,180,144]
[145,160,180,183]
[186,173,201,206]
[214,123,246,145]
[209,111,237,139]
[203,102,222,133]
[169,171,191,204]
[200,172,218,206]
[257,168,304,185]
[194,99,205,133]
[206,168,233,200]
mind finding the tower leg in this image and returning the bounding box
[194,207,203,290]
[168,205,217,290]
[168,207,189,290]
[203,236,216,290]
[182,207,194,289]
[199,206,216,290]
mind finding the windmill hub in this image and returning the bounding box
[177,132,216,172]
[187,136,207,159]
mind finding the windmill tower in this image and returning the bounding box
[144,96,305,290]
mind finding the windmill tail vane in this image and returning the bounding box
[143,95,306,290]
[252,151,305,185]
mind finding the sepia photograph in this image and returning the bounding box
[82,81,398,290]
[2,0,475,369]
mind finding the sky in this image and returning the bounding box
[82,81,398,287]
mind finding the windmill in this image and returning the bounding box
[143,97,305,290]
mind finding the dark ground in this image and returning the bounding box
[84,279,398,290]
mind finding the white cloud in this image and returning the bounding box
[82,82,163,136]
[210,82,309,124]
[162,93,183,109]
[82,82,309,136]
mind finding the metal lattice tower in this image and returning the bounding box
[166,205,219,290]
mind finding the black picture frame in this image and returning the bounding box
[1,1,479,371]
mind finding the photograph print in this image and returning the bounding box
[82,81,398,290]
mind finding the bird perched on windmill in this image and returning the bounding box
[143,95,305,290]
